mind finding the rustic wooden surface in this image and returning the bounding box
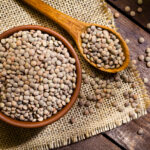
[55,134,121,150]
[106,0,150,32]
[56,1,150,150]
[104,5,150,150]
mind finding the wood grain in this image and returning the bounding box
[105,112,150,150]
[106,0,150,32]
[108,5,150,95]
[104,5,150,150]
[54,134,121,150]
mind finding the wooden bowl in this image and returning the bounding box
[0,25,82,128]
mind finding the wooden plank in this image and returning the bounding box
[108,5,150,94]
[104,4,150,150]
[55,134,121,150]
[105,112,150,150]
[106,0,150,32]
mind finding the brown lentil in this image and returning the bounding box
[70,117,76,124]
[83,109,89,115]
[137,128,144,135]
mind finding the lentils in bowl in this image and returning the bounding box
[0,25,81,128]
[81,25,126,69]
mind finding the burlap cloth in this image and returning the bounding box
[0,0,150,149]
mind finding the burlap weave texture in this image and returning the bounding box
[0,0,149,150]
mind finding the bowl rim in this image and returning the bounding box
[0,25,82,128]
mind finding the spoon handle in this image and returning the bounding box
[22,0,87,40]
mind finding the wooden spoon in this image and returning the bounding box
[22,0,130,73]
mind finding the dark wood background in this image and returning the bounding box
[55,0,150,150]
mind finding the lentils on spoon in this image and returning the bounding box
[0,30,77,122]
[81,26,125,69]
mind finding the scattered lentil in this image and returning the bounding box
[114,12,120,18]
[124,101,130,107]
[147,23,150,30]
[118,106,124,112]
[135,108,141,113]
[93,84,98,90]
[129,98,134,103]
[145,57,150,62]
[116,82,121,88]
[87,95,93,101]
[131,102,137,108]
[138,37,145,44]
[123,91,129,98]
[138,55,144,61]
[115,120,122,126]
[124,6,131,12]
[137,7,143,13]
[84,101,90,107]
[111,101,118,107]
[137,0,143,5]
[125,39,130,44]
[145,48,150,53]
[0,102,4,108]
[88,108,94,114]
[70,117,76,124]
[132,94,138,100]
[136,104,142,109]
[78,100,85,107]
[79,92,84,98]
[90,80,95,86]
[147,62,150,68]
[84,78,89,84]
[129,111,136,118]
[83,109,89,115]
[95,102,101,108]
[131,83,136,88]
[98,98,103,103]
[111,90,116,96]
[130,11,136,16]
[143,78,148,83]
[137,128,144,135]
[131,60,137,65]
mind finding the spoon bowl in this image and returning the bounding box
[22,0,130,73]
[76,23,130,73]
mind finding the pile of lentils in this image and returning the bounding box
[70,65,140,124]
[0,30,77,122]
[81,26,125,69]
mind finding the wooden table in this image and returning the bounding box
[56,0,150,150]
